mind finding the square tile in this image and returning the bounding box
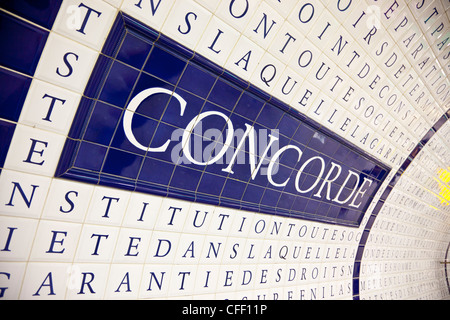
[0,169,51,219]
[0,0,62,29]
[41,178,93,223]
[0,216,38,261]
[52,0,117,51]
[4,124,66,177]
[34,32,98,93]
[0,68,31,122]
[161,0,212,51]
[0,11,48,75]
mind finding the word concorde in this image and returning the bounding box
[123,87,374,209]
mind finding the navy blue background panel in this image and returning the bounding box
[56,13,389,227]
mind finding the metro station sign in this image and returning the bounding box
[56,13,389,227]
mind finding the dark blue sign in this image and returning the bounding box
[56,13,389,227]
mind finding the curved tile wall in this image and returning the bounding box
[0,0,449,300]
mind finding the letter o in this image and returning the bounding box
[298,50,313,68]
[386,93,397,106]
[364,105,374,118]
[295,156,325,193]
[254,219,266,234]
[298,225,308,237]
[229,0,249,19]
[182,111,233,165]
[436,83,446,94]
[337,0,352,11]
[298,3,314,23]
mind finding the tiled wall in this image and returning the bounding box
[0,0,449,300]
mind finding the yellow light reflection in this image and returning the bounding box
[436,167,450,206]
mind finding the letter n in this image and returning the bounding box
[5,182,39,208]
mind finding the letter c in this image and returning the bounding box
[268,145,302,187]
[123,88,186,152]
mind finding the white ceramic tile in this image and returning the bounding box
[193,264,221,294]
[139,264,171,298]
[387,8,414,41]
[287,0,325,37]
[41,179,93,223]
[216,264,238,293]
[18,79,81,135]
[52,0,117,51]
[306,90,332,124]
[20,262,70,299]
[243,1,283,51]
[271,66,304,105]
[174,233,205,265]
[322,103,348,133]
[265,0,298,19]
[34,32,98,93]
[340,1,371,37]
[29,220,81,262]
[84,186,131,226]
[418,2,444,33]
[224,34,265,82]
[104,263,143,299]
[0,216,38,262]
[323,25,353,63]
[121,192,162,230]
[249,51,286,94]
[227,210,256,238]
[206,207,236,236]
[154,198,190,232]
[167,264,198,297]
[0,169,51,219]
[3,124,66,177]
[199,235,226,264]
[64,263,109,299]
[182,203,214,234]
[306,8,341,52]
[268,20,304,63]
[74,224,119,263]
[113,227,152,263]
[325,0,356,25]
[221,236,246,264]
[234,264,257,291]
[290,79,321,114]
[145,230,180,264]
[0,262,27,299]
[287,37,321,79]
[161,0,212,51]
[195,15,240,66]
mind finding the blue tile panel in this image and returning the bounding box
[0,67,32,122]
[0,0,62,29]
[56,13,390,227]
[0,119,16,168]
[0,10,49,76]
